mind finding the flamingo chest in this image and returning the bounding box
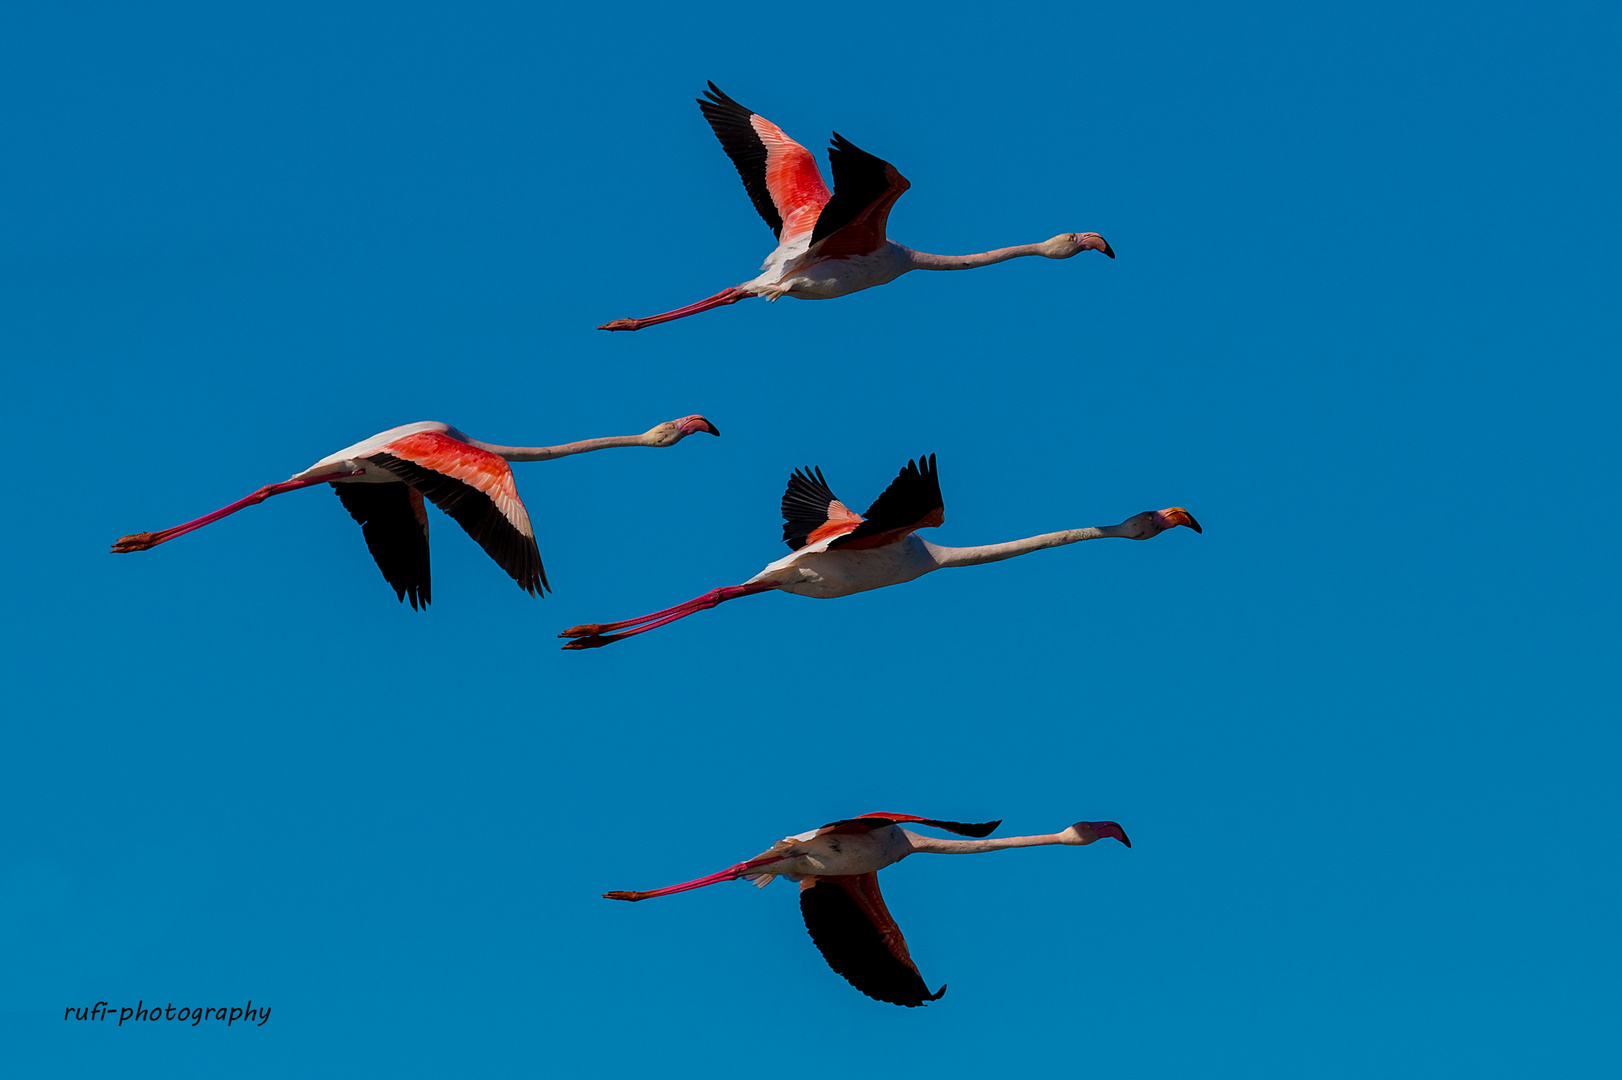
[771,827,910,880]
[777,245,910,300]
[765,536,938,599]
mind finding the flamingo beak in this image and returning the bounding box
[1156,507,1201,534]
[1086,821,1132,848]
[1080,233,1115,259]
[676,415,721,438]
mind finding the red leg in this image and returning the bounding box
[560,586,738,635]
[558,582,774,649]
[111,470,363,553]
[603,852,788,902]
[598,287,755,332]
[561,606,708,648]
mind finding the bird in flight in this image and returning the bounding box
[113,415,720,608]
[598,83,1115,332]
[605,811,1131,1006]
[560,453,1198,647]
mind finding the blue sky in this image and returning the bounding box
[2,1,1617,1075]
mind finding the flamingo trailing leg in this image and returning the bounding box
[561,453,1198,647]
[113,415,719,607]
[605,812,1131,1006]
[599,83,1113,332]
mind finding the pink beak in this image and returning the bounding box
[675,415,721,438]
[1086,821,1132,847]
[1155,507,1201,533]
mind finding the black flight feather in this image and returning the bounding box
[332,482,432,610]
[364,453,548,597]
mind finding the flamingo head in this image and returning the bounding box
[1117,507,1202,539]
[1064,821,1132,847]
[648,415,722,445]
[1041,232,1115,259]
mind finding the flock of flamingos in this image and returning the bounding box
[113,83,1200,1007]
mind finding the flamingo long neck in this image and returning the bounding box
[901,243,1051,272]
[923,526,1125,569]
[466,433,662,462]
[904,831,1075,855]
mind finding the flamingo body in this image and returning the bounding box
[753,821,915,882]
[299,422,537,571]
[747,242,912,302]
[300,422,506,493]
[299,420,457,476]
[750,531,937,598]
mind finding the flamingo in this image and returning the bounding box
[605,812,1130,1006]
[597,83,1115,332]
[111,415,720,608]
[560,454,1198,648]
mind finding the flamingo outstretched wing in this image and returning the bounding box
[332,482,433,609]
[829,454,944,550]
[780,465,864,550]
[800,873,945,1008]
[366,431,548,596]
[807,134,911,259]
[699,83,831,243]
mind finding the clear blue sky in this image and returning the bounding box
[2,2,1617,1076]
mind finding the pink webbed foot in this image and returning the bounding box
[560,634,621,650]
[110,532,161,553]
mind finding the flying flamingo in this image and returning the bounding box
[559,454,1198,648]
[597,83,1115,332]
[112,415,720,608]
[605,811,1130,1006]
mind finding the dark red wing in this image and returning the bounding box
[800,874,944,1008]
[828,454,944,550]
[807,133,910,259]
[332,482,432,610]
[820,813,1002,838]
[780,466,863,551]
